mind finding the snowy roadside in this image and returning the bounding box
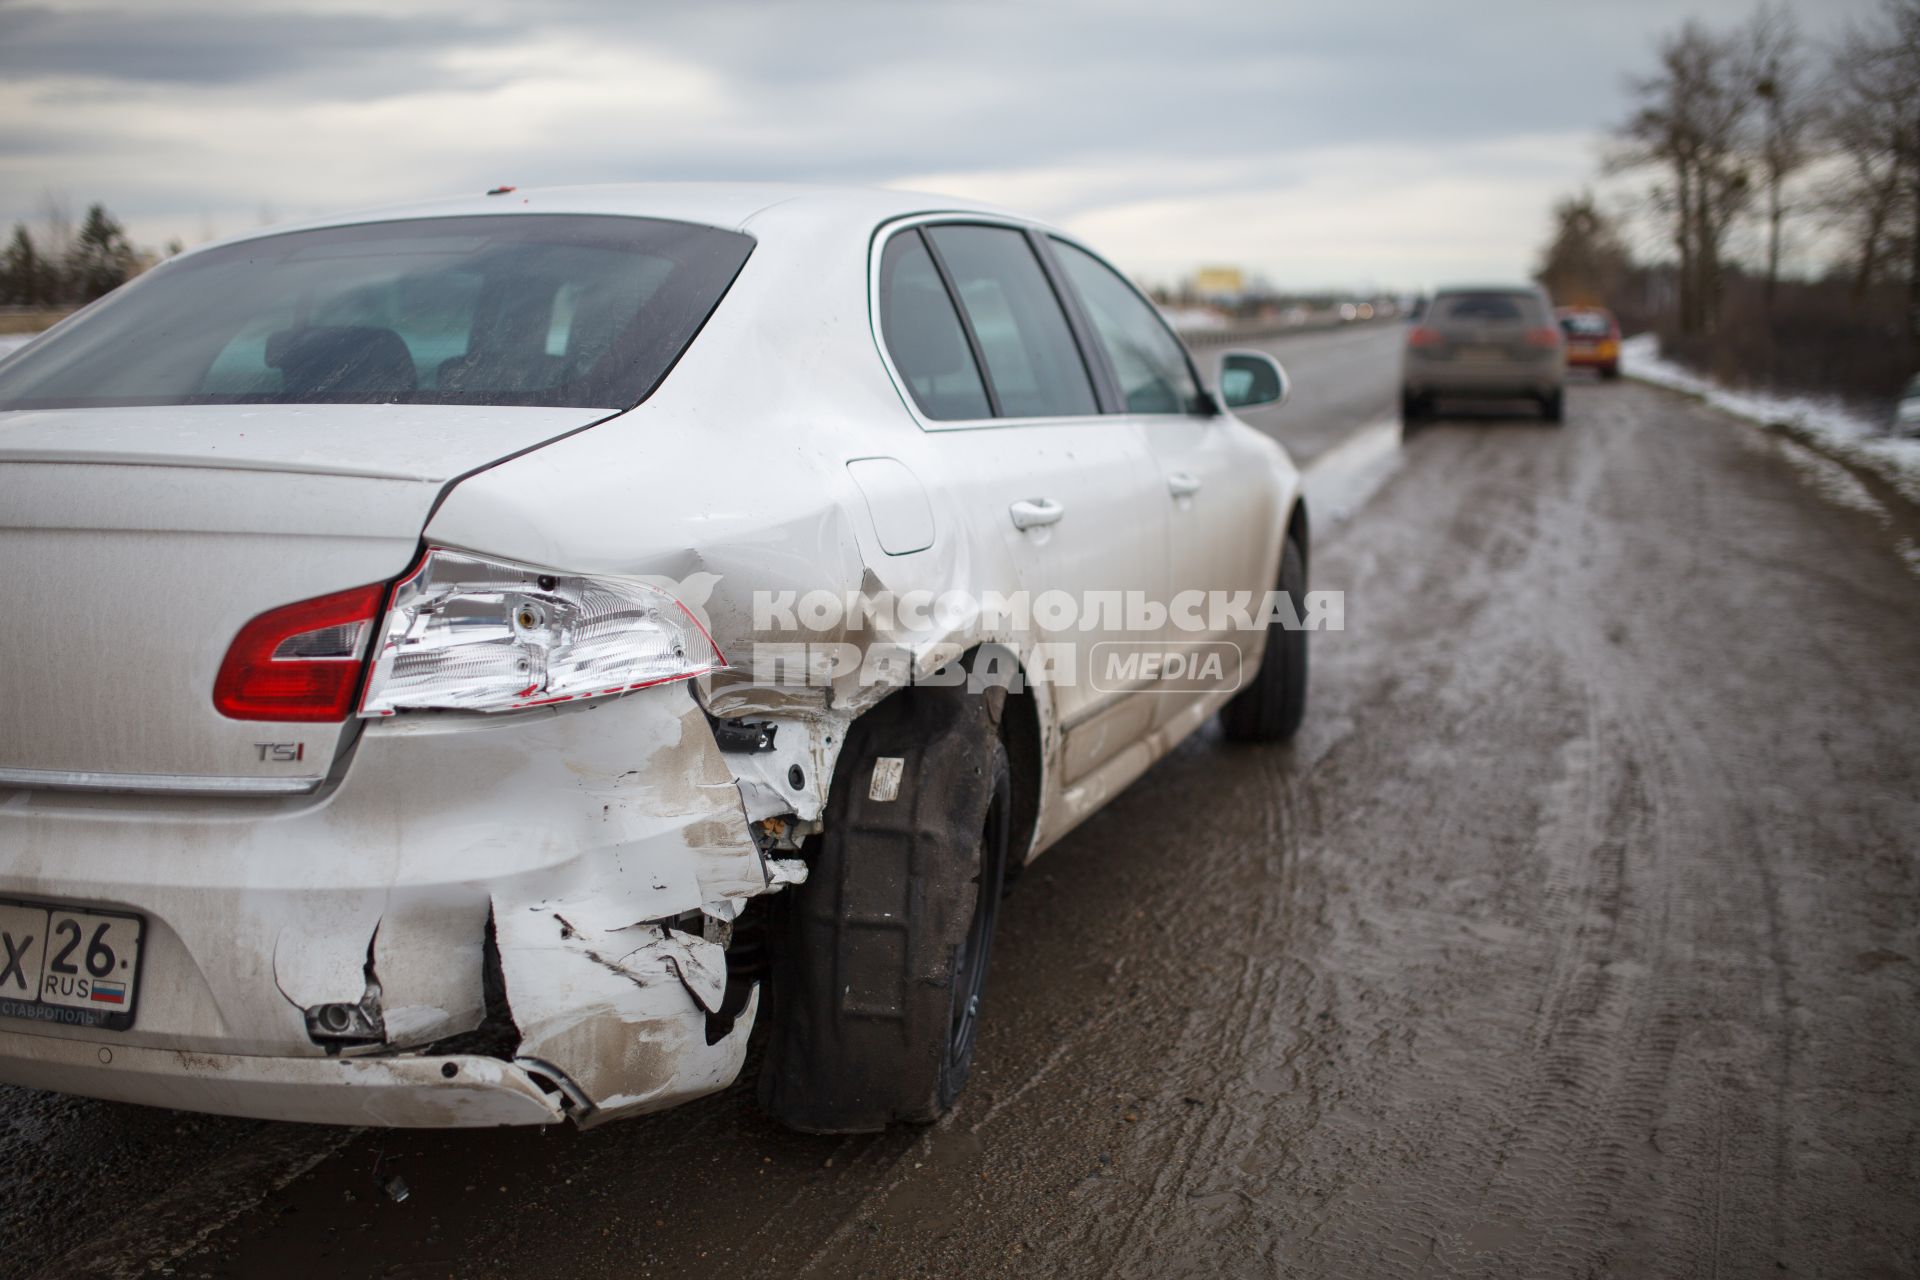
[1620,333,1920,510]
[0,333,37,359]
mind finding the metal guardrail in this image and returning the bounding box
[1174,314,1397,348]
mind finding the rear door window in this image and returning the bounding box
[1051,239,1200,415]
[877,230,992,421]
[923,224,1097,419]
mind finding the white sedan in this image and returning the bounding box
[0,184,1309,1131]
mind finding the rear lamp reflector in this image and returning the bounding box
[1526,326,1562,348]
[1406,326,1442,348]
[213,583,386,722]
[358,548,725,716]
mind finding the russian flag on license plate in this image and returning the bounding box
[90,980,126,1005]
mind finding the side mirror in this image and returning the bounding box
[1218,350,1290,411]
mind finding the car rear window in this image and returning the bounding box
[1559,312,1612,337]
[0,215,753,411]
[1433,292,1543,324]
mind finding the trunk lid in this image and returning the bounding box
[0,404,606,794]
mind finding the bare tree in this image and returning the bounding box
[1613,21,1753,335]
[1893,0,1920,354]
[1821,0,1920,351]
[1744,3,1811,303]
[1823,17,1909,300]
[1535,192,1631,306]
[34,189,74,266]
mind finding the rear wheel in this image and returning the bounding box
[1221,537,1308,744]
[1401,388,1430,430]
[1599,363,1620,381]
[1541,389,1565,422]
[758,686,1009,1132]
[941,752,1007,1109]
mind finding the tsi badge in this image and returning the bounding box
[253,742,306,763]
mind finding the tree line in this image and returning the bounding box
[1538,0,1920,396]
[0,202,140,308]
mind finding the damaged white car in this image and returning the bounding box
[0,184,1308,1131]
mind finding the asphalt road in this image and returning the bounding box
[9,324,1920,1279]
[1222,322,1401,469]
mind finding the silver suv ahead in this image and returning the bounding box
[1402,285,1567,423]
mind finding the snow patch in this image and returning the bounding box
[1772,437,1890,526]
[1620,333,1920,508]
[0,334,38,359]
[1303,416,1403,525]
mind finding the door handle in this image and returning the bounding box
[1009,497,1065,530]
[1168,472,1203,499]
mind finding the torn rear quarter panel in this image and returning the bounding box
[471,695,789,1122]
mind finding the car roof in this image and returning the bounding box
[176,183,1033,258]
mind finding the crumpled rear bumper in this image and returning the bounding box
[0,685,800,1127]
[0,979,760,1130]
[0,1035,567,1127]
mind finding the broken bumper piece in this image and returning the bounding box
[0,934,759,1129]
[0,1036,568,1127]
[0,686,799,1128]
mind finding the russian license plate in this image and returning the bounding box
[1458,345,1505,362]
[0,898,145,1031]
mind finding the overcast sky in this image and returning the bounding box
[0,0,1877,290]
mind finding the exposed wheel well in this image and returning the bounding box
[952,643,1042,881]
[822,644,1042,879]
[997,668,1042,880]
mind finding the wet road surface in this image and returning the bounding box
[8,328,1920,1278]
[1226,322,1401,467]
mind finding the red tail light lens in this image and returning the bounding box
[213,583,387,722]
[1407,326,1443,348]
[1526,326,1562,348]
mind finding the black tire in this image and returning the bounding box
[758,687,1009,1133]
[1400,388,1429,428]
[1542,389,1565,422]
[1220,537,1308,743]
[1599,364,1621,381]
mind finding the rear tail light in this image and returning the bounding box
[213,583,386,722]
[1526,327,1562,348]
[1407,326,1443,349]
[358,548,724,716]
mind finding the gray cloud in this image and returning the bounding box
[0,4,510,88]
[0,0,1885,284]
